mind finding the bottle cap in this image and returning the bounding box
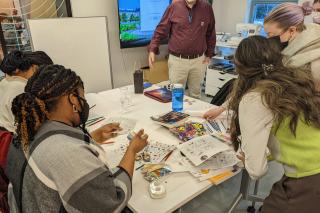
[173,84,183,89]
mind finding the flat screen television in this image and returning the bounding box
[118,0,172,49]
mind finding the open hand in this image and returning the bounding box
[203,107,225,120]
[90,122,122,143]
[128,129,148,153]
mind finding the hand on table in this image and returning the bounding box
[203,107,225,120]
[90,122,122,144]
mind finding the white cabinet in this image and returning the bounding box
[205,67,237,96]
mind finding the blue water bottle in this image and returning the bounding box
[172,84,184,112]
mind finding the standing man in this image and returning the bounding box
[148,0,216,99]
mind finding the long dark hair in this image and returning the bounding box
[0,50,53,75]
[12,65,83,151]
[229,36,320,151]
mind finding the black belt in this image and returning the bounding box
[169,52,202,59]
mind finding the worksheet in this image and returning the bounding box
[189,150,240,179]
[105,139,176,168]
[178,135,230,166]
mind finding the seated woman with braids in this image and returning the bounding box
[0,50,53,132]
[6,65,148,213]
[228,36,320,212]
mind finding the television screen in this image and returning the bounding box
[118,0,172,49]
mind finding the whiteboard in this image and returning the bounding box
[27,17,113,93]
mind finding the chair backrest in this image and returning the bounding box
[210,79,235,106]
[0,130,13,170]
[0,129,11,213]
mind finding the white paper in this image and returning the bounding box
[184,110,205,117]
[104,139,176,169]
[178,135,230,166]
[106,117,137,135]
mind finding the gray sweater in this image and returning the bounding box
[6,121,132,213]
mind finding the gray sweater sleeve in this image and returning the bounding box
[30,134,132,213]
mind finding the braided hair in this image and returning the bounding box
[12,65,83,151]
[0,50,53,75]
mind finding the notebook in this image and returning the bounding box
[144,88,172,103]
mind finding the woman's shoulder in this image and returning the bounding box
[240,91,262,105]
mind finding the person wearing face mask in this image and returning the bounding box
[148,0,216,99]
[0,50,53,133]
[264,3,320,90]
[203,2,320,120]
[6,65,148,213]
[313,0,320,23]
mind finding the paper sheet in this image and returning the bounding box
[106,117,137,135]
[104,138,176,168]
[178,135,230,166]
[188,150,239,179]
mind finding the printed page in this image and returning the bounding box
[178,135,230,166]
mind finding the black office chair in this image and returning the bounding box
[210,79,235,106]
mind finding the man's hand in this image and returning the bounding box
[202,57,211,64]
[149,52,155,68]
[90,123,122,143]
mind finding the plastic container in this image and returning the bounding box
[172,84,184,112]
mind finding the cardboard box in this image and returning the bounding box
[142,60,169,84]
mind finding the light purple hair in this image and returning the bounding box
[264,3,313,31]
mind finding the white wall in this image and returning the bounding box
[213,0,312,34]
[213,0,249,34]
[70,0,168,88]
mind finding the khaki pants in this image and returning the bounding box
[168,54,205,99]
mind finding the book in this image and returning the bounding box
[151,111,190,128]
[144,88,172,103]
[170,122,207,142]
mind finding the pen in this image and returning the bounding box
[163,150,174,162]
[87,118,106,127]
[86,116,104,124]
[220,121,226,132]
[135,164,145,171]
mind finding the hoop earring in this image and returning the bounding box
[73,105,78,112]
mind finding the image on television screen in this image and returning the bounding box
[118,0,172,49]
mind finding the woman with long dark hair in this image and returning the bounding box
[228,36,320,212]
